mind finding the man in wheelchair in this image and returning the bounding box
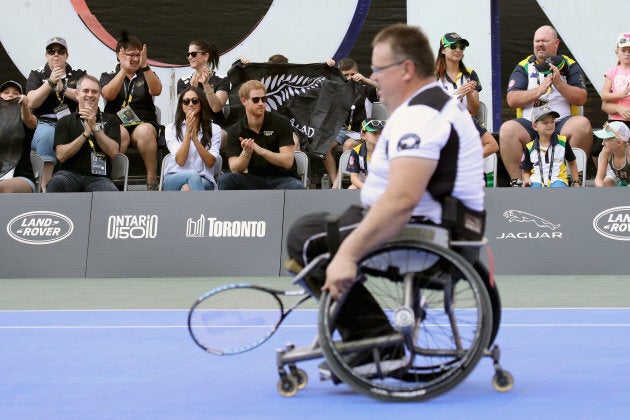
[286,24,487,383]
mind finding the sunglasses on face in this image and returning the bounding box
[46,48,66,55]
[186,51,205,58]
[448,44,466,51]
[249,96,267,104]
[363,119,385,131]
[182,97,200,105]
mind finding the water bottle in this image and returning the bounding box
[321,173,331,189]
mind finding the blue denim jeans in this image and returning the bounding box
[31,121,57,164]
[46,170,119,192]
[163,170,215,191]
[218,172,305,190]
[530,180,568,188]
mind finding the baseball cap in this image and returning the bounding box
[440,32,469,47]
[0,80,23,94]
[616,33,630,48]
[531,106,560,123]
[361,118,385,133]
[594,121,630,141]
[46,36,68,51]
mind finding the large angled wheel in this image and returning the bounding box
[318,241,493,402]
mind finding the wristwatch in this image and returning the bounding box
[141,65,151,72]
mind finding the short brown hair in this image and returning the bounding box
[372,24,434,78]
[239,80,266,99]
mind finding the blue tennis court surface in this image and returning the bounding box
[2,308,630,418]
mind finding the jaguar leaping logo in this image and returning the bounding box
[503,210,560,230]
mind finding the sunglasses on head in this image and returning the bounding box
[249,96,267,104]
[46,47,66,55]
[182,97,200,105]
[363,119,385,131]
[603,122,621,140]
[186,51,205,58]
[618,37,630,45]
[448,44,466,51]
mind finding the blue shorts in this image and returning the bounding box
[31,120,57,164]
[334,128,361,145]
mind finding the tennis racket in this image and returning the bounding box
[188,283,311,355]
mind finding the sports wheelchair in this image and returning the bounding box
[276,217,513,402]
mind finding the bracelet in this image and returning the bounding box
[242,153,250,158]
[141,65,151,72]
[47,79,56,88]
[81,132,90,139]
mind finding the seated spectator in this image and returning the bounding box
[520,107,579,188]
[26,36,86,191]
[46,75,121,192]
[323,57,379,185]
[163,87,221,191]
[500,26,591,186]
[593,121,630,187]
[218,80,304,190]
[177,40,230,137]
[100,33,162,190]
[346,118,383,189]
[0,80,38,193]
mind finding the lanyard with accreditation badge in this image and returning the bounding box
[117,76,142,126]
[87,111,107,175]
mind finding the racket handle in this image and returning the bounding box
[325,214,340,257]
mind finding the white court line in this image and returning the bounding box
[3,323,630,330]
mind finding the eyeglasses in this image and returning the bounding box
[362,119,385,131]
[46,48,66,55]
[249,96,267,104]
[186,51,205,58]
[123,52,141,58]
[182,97,200,105]
[448,44,466,51]
[603,122,622,140]
[370,60,405,74]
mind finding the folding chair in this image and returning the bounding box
[370,102,389,120]
[293,151,309,188]
[571,147,587,187]
[336,149,352,188]
[476,101,488,127]
[111,153,129,191]
[29,153,44,192]
[158,153,172,191]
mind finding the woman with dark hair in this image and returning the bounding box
[177,40,230,127]
[435,32,498,159]
[163,87,221,191]
[435,32,480,117]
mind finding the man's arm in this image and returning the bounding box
[323,157,437,299]
[253,143,295,169]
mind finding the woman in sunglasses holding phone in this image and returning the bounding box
[177,40,230,128]
[163,87,221,191]
[435,32,498,160]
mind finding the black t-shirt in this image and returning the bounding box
[225,111,299,179]
[25,63,86,118]
[346,82,378,132]
[53,111,121,177]
[100,67,158,124]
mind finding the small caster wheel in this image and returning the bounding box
[277,376,299,397]
[492,370,514,392]
[293,368,308,390]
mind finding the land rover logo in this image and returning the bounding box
[593,206,630,241]
[7,211,74,245]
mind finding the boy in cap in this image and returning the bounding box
[345,118,383,189]
[521,106,580,187]
[0,80,38,193]
[593,121,630,187]
[26,36,86,191]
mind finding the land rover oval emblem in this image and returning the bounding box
[592,207,630,241]
[7,211,74,245]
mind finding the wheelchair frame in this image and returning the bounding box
[276,223,513,401]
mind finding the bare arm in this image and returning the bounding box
[481,132,499,158]
[594,150,611,187]
[323,157,436,299]
[18,95,37,129]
